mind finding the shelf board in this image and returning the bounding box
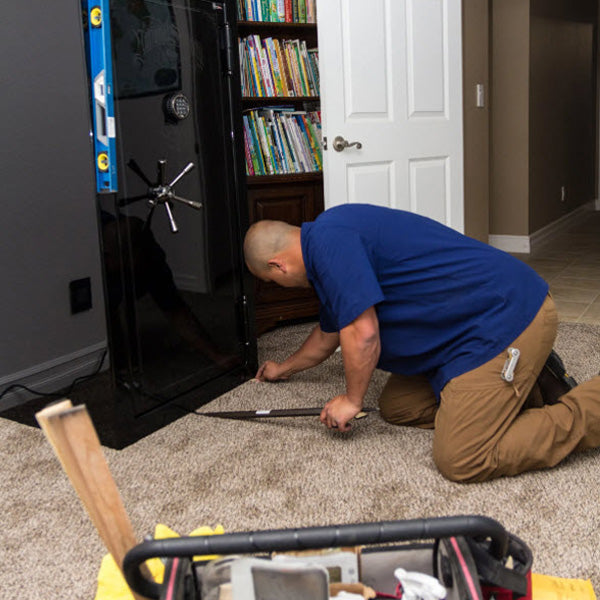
[242,96,319,106]
[237,20,317,31]
[247,172,323,185]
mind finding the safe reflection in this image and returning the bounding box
[101,210,238,382]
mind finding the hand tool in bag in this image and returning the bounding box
[35,400,152,600]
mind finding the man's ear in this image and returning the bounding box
[267,258,287,273]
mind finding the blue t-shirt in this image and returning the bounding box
[300,204,549,398]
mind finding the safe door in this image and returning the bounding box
[98,0,253,414]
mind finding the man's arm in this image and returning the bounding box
[320,306,380,431]
[256,324,340,381]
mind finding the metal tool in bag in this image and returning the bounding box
[123,515,532,600]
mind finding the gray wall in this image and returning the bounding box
[0,0,107,408]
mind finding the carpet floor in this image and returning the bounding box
[1,321,599,599]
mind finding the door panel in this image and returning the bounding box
[318,0,464,232]
[99,0,247,410]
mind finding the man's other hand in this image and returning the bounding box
[255,361,290,382]
[320,394,362,432]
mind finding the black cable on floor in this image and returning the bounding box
[0,350,108,402]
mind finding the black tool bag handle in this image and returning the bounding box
[123,514,509,599]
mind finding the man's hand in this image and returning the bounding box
[254,326,340,383]
[320,394,363,432]
[255,361,290,382]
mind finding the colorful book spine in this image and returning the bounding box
[276,0,285,22]
[246,37,264,96]
[243,109,322,175]
[307,48,319,95]
[266,39,283,96]
[298,0,306,23]
[284,0,292,22]
[255,114,275,174]
[247,112,267,174]
[306,0,315,23]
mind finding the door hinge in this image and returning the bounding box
[222,22,234,77]
[239,294,252,348]
[214,2,233,77]
[323,136,328,151]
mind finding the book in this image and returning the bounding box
[299,40,315,95]
[246,36,264,96]
[265,38,284,96]
[307,48,320,95]
[247,111,270,174]
[277,0,286,22]
[298,0,306,23]
[291,39,309,96]
[242,115,256,175]
[276,39,295,96]
[255,35,275,96]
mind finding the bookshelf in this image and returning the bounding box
[235,1,323,334]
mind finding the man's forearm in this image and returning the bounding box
[340,308,381,406]
[278,325,340,377]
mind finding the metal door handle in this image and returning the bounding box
[333,135,363,152]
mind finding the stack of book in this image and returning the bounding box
[239,35,319,98]
[237,0,317,23]
[243,107,322,175]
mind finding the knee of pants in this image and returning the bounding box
[379,400,437,429]
[432,440,492,483]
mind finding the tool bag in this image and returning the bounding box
[123,515,532,600]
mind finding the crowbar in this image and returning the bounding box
[194,406,379,420]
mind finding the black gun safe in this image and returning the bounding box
[93,0,257,446]
[0,0,257,448]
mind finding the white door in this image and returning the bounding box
[317,0,465,232]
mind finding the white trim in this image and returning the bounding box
[529,201,592,251]
[488,234,530,254]
[0,341,108,411]
[489,201,594,254]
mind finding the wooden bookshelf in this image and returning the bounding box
[235,5,323,333]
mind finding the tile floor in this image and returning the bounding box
[512,207,600,324]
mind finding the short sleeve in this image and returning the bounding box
[308,227,384,331]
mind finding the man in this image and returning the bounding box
[243,204,600,482]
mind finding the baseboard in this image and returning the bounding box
[0,341,108,411]
[530,201,592,252]
[488,234,530,254]
[489,201,594,255]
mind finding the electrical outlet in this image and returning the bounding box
[560,186,566,202]
[70,277,92,314]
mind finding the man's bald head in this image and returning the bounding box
[244,220,300,275]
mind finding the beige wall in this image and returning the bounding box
[490,0,531,237]
[462,0,490,243]
[488,0,597,238]
[529,0,597,232]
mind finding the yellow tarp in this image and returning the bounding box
[533,573,597,600]
[94,523,225,600]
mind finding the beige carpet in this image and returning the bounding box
[2,321,599,599]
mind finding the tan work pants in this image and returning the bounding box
[378,295,600,482]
